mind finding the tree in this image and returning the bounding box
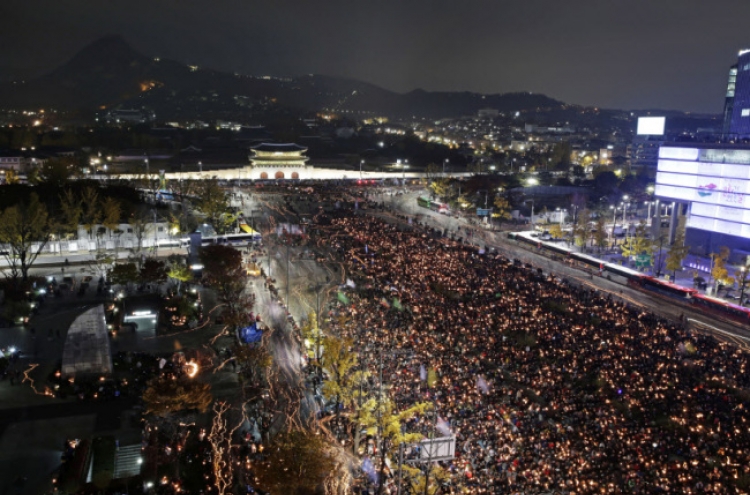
[735,266,750,306]
[168,263,192,294]
[548,224,563,240]
[140,258,168,286]
[208,402,240,495]
[101,197,122,233]
[665,224,689,280]
[300,311,322,363]
[0,193,51,281]
[195,178,234,234]
[573,208,591,251]
[492,195,512,226]
[233,343,272,388]
[127,210,151,266]
[711,246,734,292]
[592,171,620,195]
[142,375,213,417]
[253,429,338,495]
[88,252,116,281]
[37,158,73,188]
[221,291,255,332]
[620,221,651,261]
[427,178,449,201]
[200,244,246,302]
[58,188,82,239]
[320,336,366,429]
[80,186,102,247]
[108,262,140,287]
[400,464,451,495]
[550,141,571,170]
[4,169,20,185]
[356,398,431,495]
[593,215,608,252]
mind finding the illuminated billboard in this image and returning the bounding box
[637,116,666,135]
[655,145,750,239]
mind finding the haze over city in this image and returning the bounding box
[3,0,750,112]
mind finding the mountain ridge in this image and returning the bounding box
[0,36,715,124]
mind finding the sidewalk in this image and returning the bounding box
[532,230,748,305]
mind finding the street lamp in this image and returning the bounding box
[526,199,534,231]
[526,178,538,231]
[398,159,409,188]
[360,159,364,180]
[144,156,151,197]
[152,210,158,251]
[443,158,449,176]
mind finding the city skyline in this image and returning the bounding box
[3,0,750,114]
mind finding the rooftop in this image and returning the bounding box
[250,142,307,152]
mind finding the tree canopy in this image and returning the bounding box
[0,193,51,281]
[253,429,338,495]
[142,375,213,417]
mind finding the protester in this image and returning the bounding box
[316,214,749,495]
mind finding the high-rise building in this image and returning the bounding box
[727,49,750,137]
[722,64,737,136]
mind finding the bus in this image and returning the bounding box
[201,233,261,247]
[691,293,750,325]
[417,197,451,214]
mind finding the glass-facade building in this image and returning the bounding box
[728,50,750,137]
[722,64,737,136]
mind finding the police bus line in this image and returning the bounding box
[507,231,750,326]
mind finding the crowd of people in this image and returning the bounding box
[318,214,750,494]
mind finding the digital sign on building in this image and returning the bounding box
[655,146,750,239]
[637,116,666,136]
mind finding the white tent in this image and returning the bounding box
[61,305,112,378]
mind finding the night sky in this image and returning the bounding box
[3,0,750,113]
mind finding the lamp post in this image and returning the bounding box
[526,177,538,230]
[152,210,158,251]
[740,266,748,307]
[610,205,617,248]
[360,159,364,180]
[144,156,151,199]
[443,158,449,176]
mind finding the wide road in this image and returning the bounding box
[386,189,750,349]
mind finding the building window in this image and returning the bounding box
[127,228,133,233]
[742,109,750,117]
[157,227,164,232]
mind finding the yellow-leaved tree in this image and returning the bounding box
[356,398,431,495]
[711,246,735,292]
[320,335,369,435]
[400,464,451,495]
[142,375,213,417]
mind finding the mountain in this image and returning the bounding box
[0,36,570,120]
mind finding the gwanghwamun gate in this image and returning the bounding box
[118,143,449,182]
